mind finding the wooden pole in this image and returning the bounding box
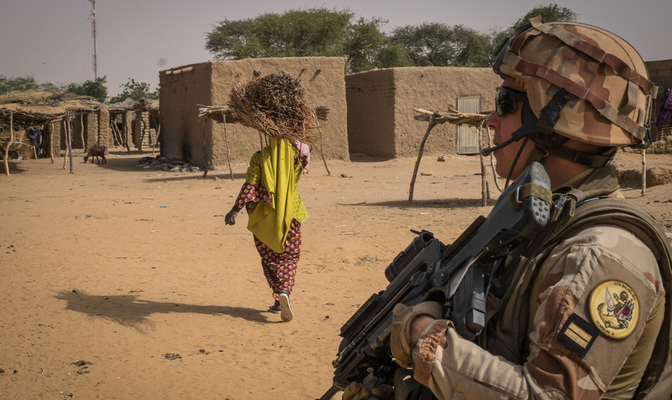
[151,114,160,157]
[4,111,13,175]
[478,120,487,206]
[62,120,68,170]
[68,120,74,174]
[313,110,331,176]
[409,115,438,202]
[139,117,146,153]
[641,149,647,196]
[114,120,123,147]
[80,113,86,152]
[48,122,55,163]
[202,119,210,178]
[124,112,131,152]
[110,120,120,148]
[484,124,503,193]
[224,118,233,180]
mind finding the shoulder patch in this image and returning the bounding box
[589,280,639,339]
[558,313,598,357]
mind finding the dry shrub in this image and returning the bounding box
[229,72,320,149]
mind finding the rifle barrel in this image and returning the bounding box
[318,385,339,400]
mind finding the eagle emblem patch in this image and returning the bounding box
[589,280,639,339]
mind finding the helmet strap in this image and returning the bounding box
[546,146,616,168]
[504,136,530,189]
[529,88,574,148]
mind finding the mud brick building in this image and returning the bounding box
[345,67,502,159]
[159,57,349,169]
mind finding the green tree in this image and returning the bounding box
[344,16,390,72]
[375,43,413,69]
[512,3,577,31]
[203,5,576,73]
[206,8,352,60]
[205,18,259,60]
[0,74,40,94]
[39,81,68,93]
[66,76,108,103]
[110,78,159,103]
[205,7,395,73]
[450,25,496,67]
[391,23,494,67]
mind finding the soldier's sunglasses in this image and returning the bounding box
[495,86,528,116]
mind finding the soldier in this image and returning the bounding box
[346,17,672,400]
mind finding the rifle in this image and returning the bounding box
[319,162,557,400]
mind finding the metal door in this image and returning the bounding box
[456,96,481,155]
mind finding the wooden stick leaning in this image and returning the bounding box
[409,114,437,202]
[312,109,331,176]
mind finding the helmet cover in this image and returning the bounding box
[495,16,656,147]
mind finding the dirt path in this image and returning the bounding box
[1,150,670,399]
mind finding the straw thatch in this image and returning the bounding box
[0,90,104,128]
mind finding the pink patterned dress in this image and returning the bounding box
[233,146,309,300]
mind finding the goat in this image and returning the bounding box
[84,146,106,164]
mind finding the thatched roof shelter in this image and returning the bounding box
[0,91,104,175]
[0,91,102,129]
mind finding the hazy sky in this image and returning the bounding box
[1,0,670,96]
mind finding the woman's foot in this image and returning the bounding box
[268,300,281,314]
[278,290,293,322]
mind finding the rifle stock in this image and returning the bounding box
[320,162,553,400]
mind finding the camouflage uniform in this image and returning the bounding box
[412,164,667,399]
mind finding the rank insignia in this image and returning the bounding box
[558,314,598,357]
[589,280,639,339]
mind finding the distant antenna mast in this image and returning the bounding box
[89,0,98,79]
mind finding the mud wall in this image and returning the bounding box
[346,70,396,157]
[160,57,348,168]
[646,59,672,141]
[346,67,502,158]
[97,107,110,150]
[159,62,213,164]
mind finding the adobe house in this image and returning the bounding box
[645,59,672,140]
[345,67,502,159]
[159,57,349,169]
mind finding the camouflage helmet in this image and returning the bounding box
[493,16,657,147]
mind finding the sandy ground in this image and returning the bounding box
[1,149,671,400]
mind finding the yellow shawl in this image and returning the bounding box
[247,137,295,253]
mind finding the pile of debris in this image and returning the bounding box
[137,156,201,173]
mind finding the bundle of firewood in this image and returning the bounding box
[228,72,320,147]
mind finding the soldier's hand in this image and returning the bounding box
[224,207,241,225]
[390,302,443,368]
[342,382,393,400]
